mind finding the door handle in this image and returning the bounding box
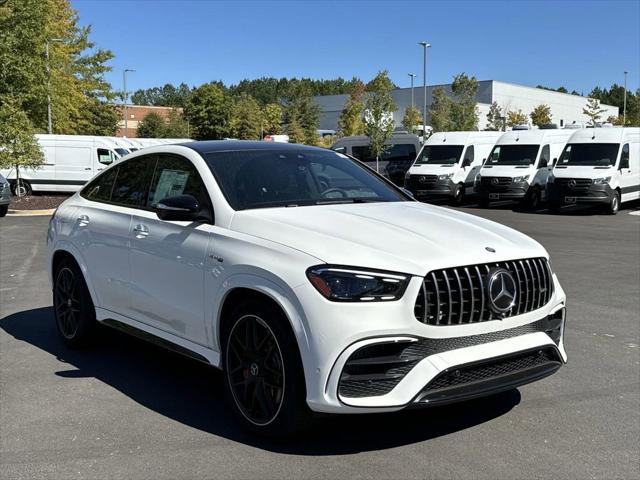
[84,167,92,171]
[133,224,149,238]
[77,214,90,226]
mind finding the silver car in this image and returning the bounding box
[0,174,11,217]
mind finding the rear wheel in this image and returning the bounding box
[222,300,310,436]
[607,190,620,215]
[0,204,8,217]
[53,258,96,347]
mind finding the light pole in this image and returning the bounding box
[408,73,416,108]
[419,41,431,143]
[45,38,63,134]
[123,68,135,137]
[623,70,628,125]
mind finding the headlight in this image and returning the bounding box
[593,177,611,185]
[438,173,454,181]
[306,265,410,302]
[513,175,530,183]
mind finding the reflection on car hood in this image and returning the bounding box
[230,201,547,275]
[552,165,614,178]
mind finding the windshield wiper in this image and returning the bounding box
[315,198,384,205]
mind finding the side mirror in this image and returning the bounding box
[154,194,200,221]
[552,157,558,167]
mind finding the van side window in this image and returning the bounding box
[111,156,156,208]
[146,154,212,219]
[463,145,474,164]
[81,168,117,202]
[97,149,116,165]
[620,144,629,169]
[539,145,550,168]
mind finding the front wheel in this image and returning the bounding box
[607,190,620,215]
[0,204,8,217]
[523,187,541,211]
[223,301,311,436]
[452,184,465,206]
[12,179,32,197]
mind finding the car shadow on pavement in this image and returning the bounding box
[1,307,521,455]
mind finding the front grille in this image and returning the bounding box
[338,315,563,398]
[409,174,438,189]
[415,257,553,326]
[481,176,512,187]
[422,347,561,393]
[554,177,592,190]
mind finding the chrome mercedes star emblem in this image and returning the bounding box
[250,363,259,376]
[487,268,517,315]
[491,177,499,185]
[419,176,427,184]
[568,179,577,188]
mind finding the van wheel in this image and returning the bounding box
[524,187,541,210]
[223,300,311,437]
[12,180,32,197]
[452,184,465,206]
[53,258,97,347]
[607,191,620,215]
[0,205,8,217]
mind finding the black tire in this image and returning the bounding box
[52,258,97,347]
[222,300,311,437]
[0,204,8,217]
[548,200,561,214]
[479,196,490,208]
[12,180,32,197]
[607,190,620,215]
[452,183,465,206]
[523,187,541,211]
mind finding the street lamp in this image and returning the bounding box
[419,41,431,143]
[45,38,64,134]
[408,73,416,108]
[123,68,136,137]
[623,70,628,125]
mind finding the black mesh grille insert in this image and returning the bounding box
[409,174,438,189]
[415,257,554,326]
[554,177,592,190]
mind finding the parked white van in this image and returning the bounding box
[547,127,640,214]
[0,134,121,195]
[476,129,575,209]
[405,131,502,204]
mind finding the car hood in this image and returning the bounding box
[552,165,614,178]
[230,202,547,275]
[408,164,458,175]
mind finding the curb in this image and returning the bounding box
[7,209,56,217]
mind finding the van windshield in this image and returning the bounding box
[558,143,619,167]
[487,145,539,166]
[414,145,464,165]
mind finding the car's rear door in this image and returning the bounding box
[128,153,212,344]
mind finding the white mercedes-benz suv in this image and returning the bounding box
[47,141,567,435]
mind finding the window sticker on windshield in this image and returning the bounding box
[153,169,190,203]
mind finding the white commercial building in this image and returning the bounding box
[312,80,619,131]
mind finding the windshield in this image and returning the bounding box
[557,143,619,167]
[204,148,408,210]
[115,148,130,157]
[487,145,540,166]
[414,145,464,165]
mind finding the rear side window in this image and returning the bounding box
[82,168,117,202]
[111,156,156,208]
[146,154,210,209]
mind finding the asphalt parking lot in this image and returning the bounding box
[1,203,639,480]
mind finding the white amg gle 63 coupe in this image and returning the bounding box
[47,141,567,435]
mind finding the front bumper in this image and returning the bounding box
[407,176,456,198]
[297,274,567,414]
[476,180,529,200]
[548,182,612,205]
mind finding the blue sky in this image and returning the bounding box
[72,0,640,95]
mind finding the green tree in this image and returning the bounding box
[286,115,305,144]
[184,82,231,140]
[582,97,606,125]
[450,73,478,130]
[136,112,165,138]
[363,70,395,172]
[401,106,422,134]
[164,108,189,138]
[229,93,262,140]
[486,102,504,131]
[262,103,282,136]
[428,87,453,132]
[529,104,552,127]
[506,109,528,127]
[337,80,365,137]
[284,84,321,145]
[131,83,191,107]
[0,100,44,196]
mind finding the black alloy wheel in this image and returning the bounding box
[453,184,465,206]
[226,314,285,426]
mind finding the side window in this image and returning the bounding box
[81,167,117,203]
[463,145,474,165]
[539,145,550,168]
[97,148,116,165]
[146,154,210,211]
[351,145,374,163]
[620,144,629,169]
[111,156,156,208]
